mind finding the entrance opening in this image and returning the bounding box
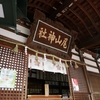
[27,69,70,98]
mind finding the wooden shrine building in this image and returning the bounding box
[0,0,100,100]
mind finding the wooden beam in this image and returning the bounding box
[63,13,86,39]
[50,0,73,19]
[57,18,72,30]
[28,4,49,14]
[36,0,63,5]
[69,9,93,37]
[33,0,52,7]
[77,34,100,49]
[76,2,100,34]
[87,0,100,18]
[64,14,78,30]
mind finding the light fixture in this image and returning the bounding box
[13,44,18,53]
[68,2,73,7]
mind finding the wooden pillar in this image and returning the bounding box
[79,50,92,100]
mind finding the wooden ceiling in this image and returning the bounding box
[27,0,100,54]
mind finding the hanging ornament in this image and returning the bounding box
[70,60,73,67]
[52,56,56,65]
[44,53,47,61]
[75,62,79,68]
[65,61,69,68]
[35,51,38,61]
[13,44,18,53]
[59,58,62,64]
[25,46,28,55]
[43,53,47,71]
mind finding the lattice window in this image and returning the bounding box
[0,46,28,100]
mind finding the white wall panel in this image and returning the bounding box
[84,58,97,67]
[0,28,27,43]
[72,54,80,61]
[86,66,99,73]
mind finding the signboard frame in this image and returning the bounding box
[33,20,72,54]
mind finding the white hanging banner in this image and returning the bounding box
[28,54,67,74]
[28,54,44,70]
[44,58,56,73]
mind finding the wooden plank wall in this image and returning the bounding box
[69,65,89,100]
[88,72,100,100]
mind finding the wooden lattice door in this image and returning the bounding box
[0,46,28,100]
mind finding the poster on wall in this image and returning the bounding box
[0,68,17,88]
[72,78,79,91]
